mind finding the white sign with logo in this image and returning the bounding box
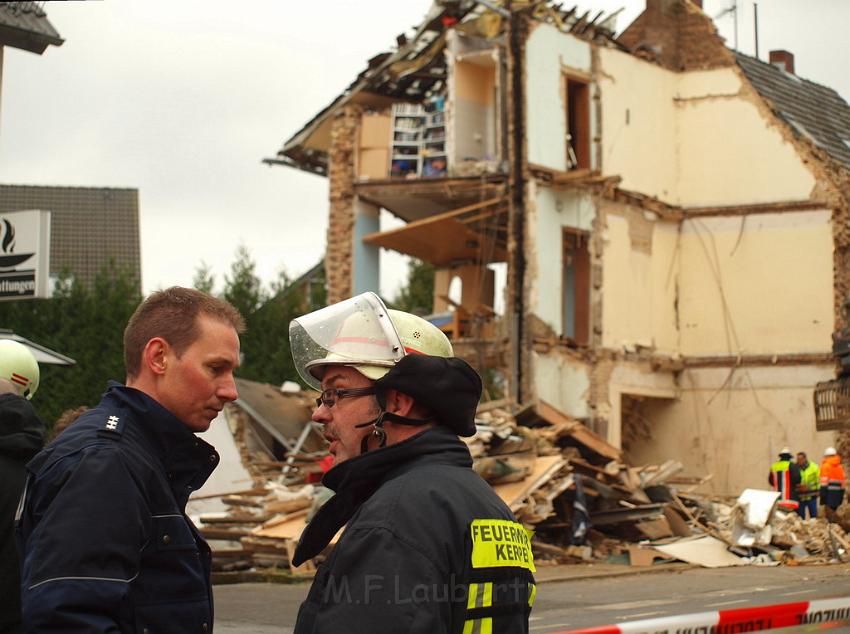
[0,209,51,300]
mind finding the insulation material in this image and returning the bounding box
[653,535,744,568]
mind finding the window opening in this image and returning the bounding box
[565,77,590,170]
[562,230,590,343]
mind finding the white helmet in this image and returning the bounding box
[825,447,838,457]
[290,292,452,390]
[0,339,39,399]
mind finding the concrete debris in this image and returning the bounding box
[193,386,849,579]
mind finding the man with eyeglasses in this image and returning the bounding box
[289,292,535,634]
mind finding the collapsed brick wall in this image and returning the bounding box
[325,103,362,305]
[617,0,734,72]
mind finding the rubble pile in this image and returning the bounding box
[193,386,850,579]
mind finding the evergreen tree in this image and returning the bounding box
[223,245,265,318]
[392,258,435,315]
[0,265,141,428]
[192,261,216,294]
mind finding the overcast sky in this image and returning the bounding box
[1,0,848,298]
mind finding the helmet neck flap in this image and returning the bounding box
[349,354,482,456]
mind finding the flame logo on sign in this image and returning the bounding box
[0,218,34,270]
[1,219,15,253]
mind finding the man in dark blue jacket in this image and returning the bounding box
[17,287,244,633]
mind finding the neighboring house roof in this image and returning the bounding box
[736,52,850,171]
[0,329,75,365]
[0,1,63,54]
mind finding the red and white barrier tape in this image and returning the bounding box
[552,596,850,633]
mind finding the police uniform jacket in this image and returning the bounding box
[293,425,536,634]
[17,382,219,633]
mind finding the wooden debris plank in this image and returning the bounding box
[261,509,309,530]
[628,545,674,567]
[191,487,269,501]
[493,455,566,512]
[264,497,313,515]
[641,460,684,488]
[200,527,253,540]
[636,517,674,540]
[527,401,622,462]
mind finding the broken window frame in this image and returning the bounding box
[563,74,591,171]
[562,228,590,344]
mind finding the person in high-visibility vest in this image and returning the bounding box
[769,447,801,511]
[820,447,846,511]
[796,451,820,519]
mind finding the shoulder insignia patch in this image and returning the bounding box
[469,519,535,572]
[98,414,125,437]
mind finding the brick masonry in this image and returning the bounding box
[325,103,362,305]
[617,0,734,72]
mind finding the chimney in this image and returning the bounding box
[769,49,795,75]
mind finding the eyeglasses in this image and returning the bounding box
[315,387,376,409]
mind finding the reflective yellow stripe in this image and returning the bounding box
[528,582,537,607]
[467,583,478,610]
[482,582,493,607]
[463,583,494,634]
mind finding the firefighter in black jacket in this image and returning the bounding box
[289,292,535,634]
[0,340,44,634]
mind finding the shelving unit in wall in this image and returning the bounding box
[422,96,447,178]
[389,97,447,178]
[390,104,425,178]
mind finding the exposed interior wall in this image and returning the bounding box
[525,23,591,171]
[598,205,679,355]
[451,54,498,164]
[529,186,594,336]
[598,47,678,200]
[532,349,592,420]
[627,364,837,495]
[352,198,380,295]
[357,111,391,180]
[597,48,817,206]
[675,70,816,206]
[678,210,834,356]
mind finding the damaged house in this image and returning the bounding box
[266,0,850,496]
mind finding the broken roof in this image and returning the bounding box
[736,52,850,171]
[0,1,63,54]
[265,0,622,176]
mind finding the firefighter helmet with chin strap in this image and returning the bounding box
[0,339,40,399]
[290,292,481,452]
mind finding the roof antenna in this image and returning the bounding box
[715,1,738,51]
[753,2,759,59]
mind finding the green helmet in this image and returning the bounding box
[0,339,39,399]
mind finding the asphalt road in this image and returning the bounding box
[213,563,850,633]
